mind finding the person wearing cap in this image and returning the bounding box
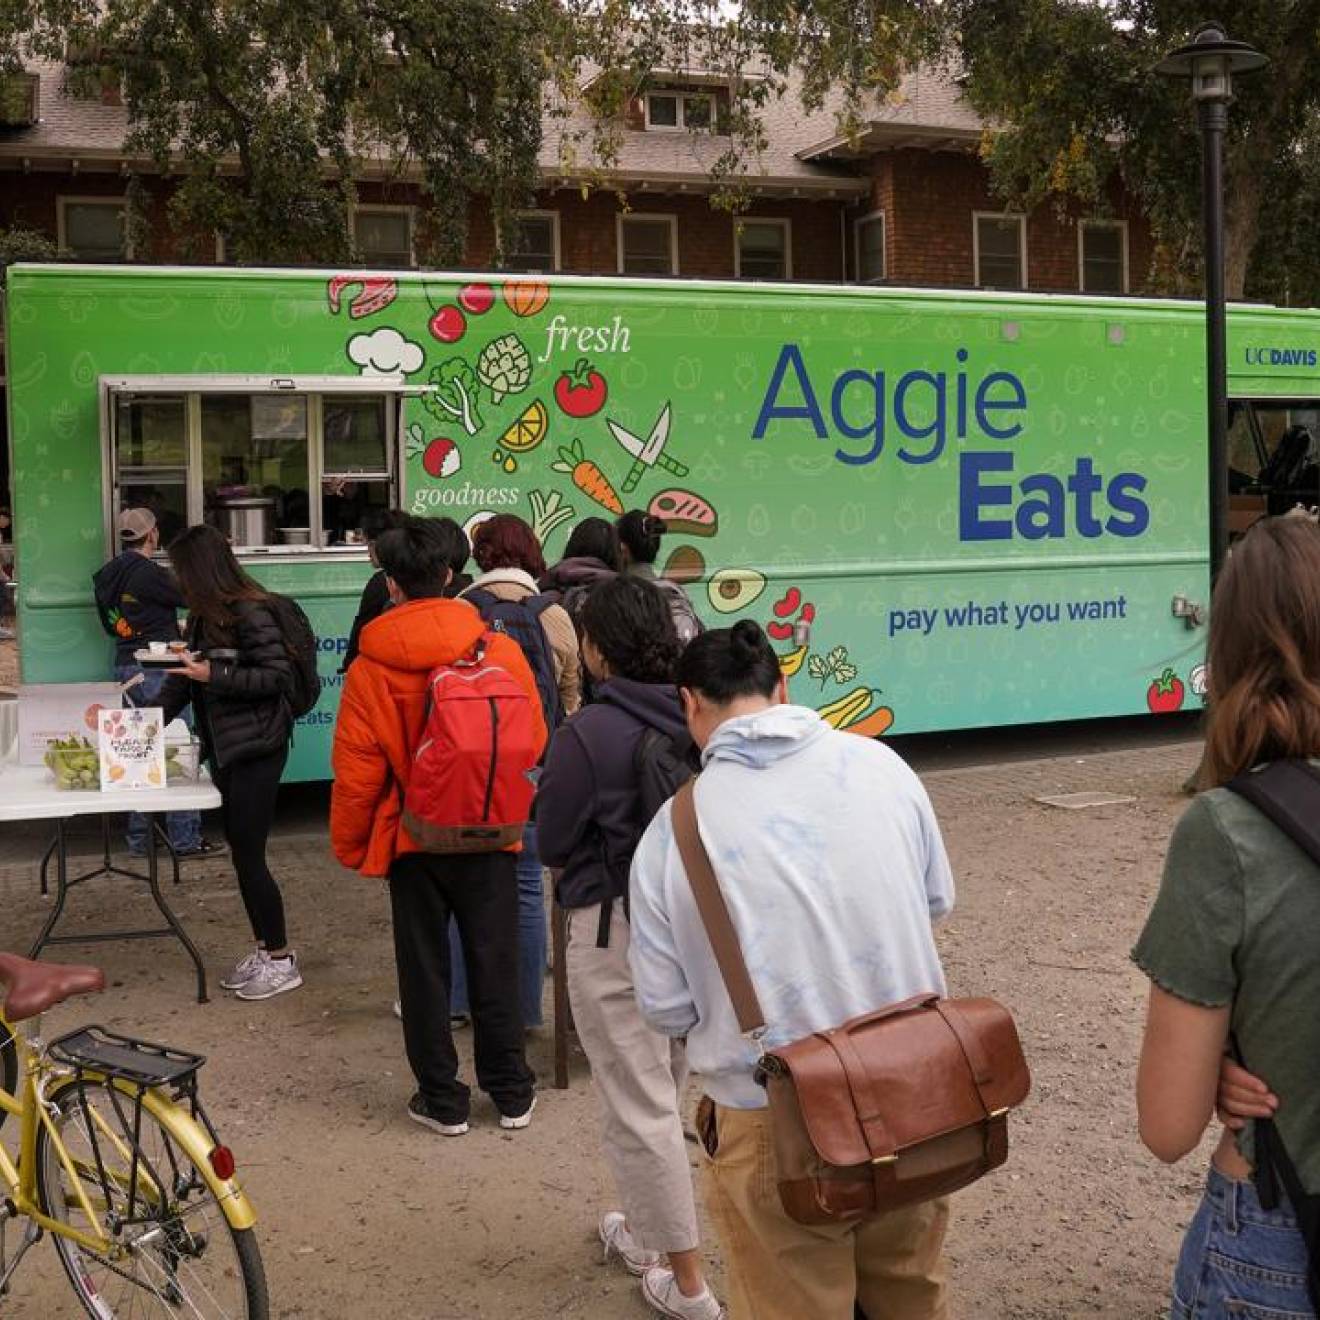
[92,509,224,861]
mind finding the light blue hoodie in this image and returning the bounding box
[628,704,953,1109]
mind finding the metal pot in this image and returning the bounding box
[216,497,275,547]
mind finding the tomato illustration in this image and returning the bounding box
[1146,668,1185,714]
[428,305,466,343]
[458,283,495,315]
[553,358,609,418]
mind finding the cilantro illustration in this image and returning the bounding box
[808,646,858,688]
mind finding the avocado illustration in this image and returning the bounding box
[707,568,768,614]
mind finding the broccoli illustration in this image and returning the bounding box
[425,357,484,435]
[477,334,532,405]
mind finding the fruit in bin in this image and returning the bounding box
[45,737,100,789]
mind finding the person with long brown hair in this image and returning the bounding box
[1134,513,1320,1317]
[161,525,301,1001]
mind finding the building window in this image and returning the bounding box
[735,219,791,280]
[1079,220,1128,294]
[617,214,678,276]
[974,213,1026,290]
[855,212,886,283]
[58,198,127,261]
[644,91,715,132]
[506,211,560,272]
[352,207,414,268]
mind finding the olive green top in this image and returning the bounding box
[1133,782,1320,1193]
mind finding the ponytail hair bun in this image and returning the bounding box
[677,618,780,703]
[617,509,665,565]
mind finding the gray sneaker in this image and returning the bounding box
[235,952,302,1001]
[220,949,267,991]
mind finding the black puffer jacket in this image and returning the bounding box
[162,599,293,771]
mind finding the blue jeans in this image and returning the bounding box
[114,663,202,854]
[1171,1165,1315,1318]
[449,820,546,1028]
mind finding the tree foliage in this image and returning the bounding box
[0,0,948,264]
[953,1,1320,299]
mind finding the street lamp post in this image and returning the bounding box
[1156,23,1267,583]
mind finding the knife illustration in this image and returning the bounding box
[608,403,689,493]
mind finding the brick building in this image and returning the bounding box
[0,60,1153,294]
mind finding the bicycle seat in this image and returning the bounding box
[0,952,105,1021]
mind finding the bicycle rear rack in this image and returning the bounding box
[47,1026,225,1231]
[48,1025,204,1089]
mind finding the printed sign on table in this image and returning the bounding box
[98,706,167,792]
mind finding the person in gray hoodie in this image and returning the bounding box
[537,575,723,1320]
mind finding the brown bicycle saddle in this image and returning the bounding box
[0,952,104,1021]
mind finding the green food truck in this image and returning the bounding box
[6,262,1318,779]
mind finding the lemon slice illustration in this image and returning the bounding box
[493,399,549,473]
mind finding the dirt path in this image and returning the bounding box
[1,736,1208,1318]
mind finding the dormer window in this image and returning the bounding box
[645,90,715,132]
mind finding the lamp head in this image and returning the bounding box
[1155,23,1269,104]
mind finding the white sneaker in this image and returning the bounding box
[599,1211,661,1276]
[220,949,267,991]
[235,952,302,1001]
[641,1266,724,1320]
[498,1096,537,1130]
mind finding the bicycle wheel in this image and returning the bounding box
[35,1074,268,1319]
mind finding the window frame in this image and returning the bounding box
[57,195,130,261]
[854,210,886,285]
[505,209,562,272]
[351,203,417,269]
[734,217,792,281]
[643,90,716,132]
[1078,218,1130,295]
[972,211,1028,290]
[616,212,679,277]
[102,377,411,559]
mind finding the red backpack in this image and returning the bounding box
[401,636,540,853]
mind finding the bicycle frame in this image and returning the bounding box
[0,1008,256,1260]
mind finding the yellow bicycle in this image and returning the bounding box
[0,952,267,1316]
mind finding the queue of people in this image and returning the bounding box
[88,500,1320,1320]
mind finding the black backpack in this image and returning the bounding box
[594,727,696,948]
[464,589,564,733]
[1225,759,1320,1312]
[266,593,322,720]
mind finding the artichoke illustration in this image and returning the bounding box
[477,333,532,405]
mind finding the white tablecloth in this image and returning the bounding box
[0,761,220,823]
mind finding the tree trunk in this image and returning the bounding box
[1224,165,1262,301]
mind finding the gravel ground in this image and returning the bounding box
[0,730,1210,1318]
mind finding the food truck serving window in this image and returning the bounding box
[103,376,412,554]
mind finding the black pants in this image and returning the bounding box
[390,851,535,1124]
[213,747,288,949]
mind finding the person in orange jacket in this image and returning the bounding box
[331,516,547,1135]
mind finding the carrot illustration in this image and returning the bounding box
[551,437,624,514]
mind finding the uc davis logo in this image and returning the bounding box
[1244,346,1319,367]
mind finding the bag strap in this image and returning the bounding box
[670,781,767,1040]
[1225,761,1320,865]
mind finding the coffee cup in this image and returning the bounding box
[167,640,188,654]
[148,641,167,656]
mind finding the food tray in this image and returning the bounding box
[133,649,188,668]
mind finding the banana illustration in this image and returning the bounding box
[817,687,873,729]
[778,644,809,678]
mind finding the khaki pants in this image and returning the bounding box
[699,1100,950,1320]
[566,902,699,1254]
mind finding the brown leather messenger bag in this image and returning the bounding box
[671,781,1032,1226]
